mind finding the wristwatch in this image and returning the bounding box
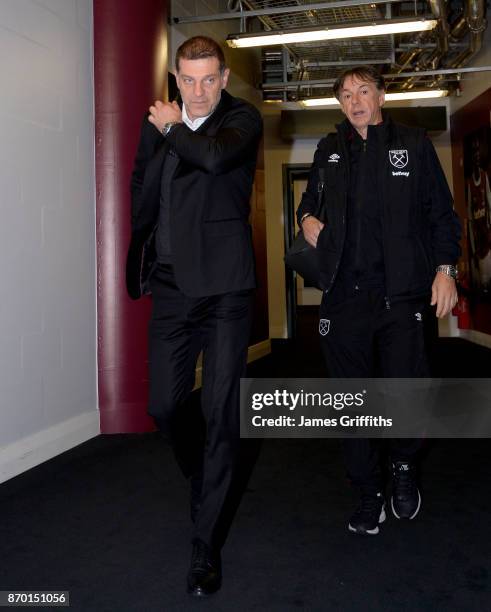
[161,122,178,137]
[436,264,458,279]
[300,212,313,225]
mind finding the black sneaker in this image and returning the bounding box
[391,461,421,519]
[348,492,386,535]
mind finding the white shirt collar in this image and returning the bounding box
[182,104,212,131]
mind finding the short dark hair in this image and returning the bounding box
[333,66,385,100]
[175,36,226,73]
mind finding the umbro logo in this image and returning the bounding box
[328,153,340,163]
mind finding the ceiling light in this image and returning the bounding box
[384,90,449,100]
[300,98,340,107]
[227,18,437,48]
[300,89,449,107]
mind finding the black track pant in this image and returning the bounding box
[148,264,253,549]
[319,288,430,494]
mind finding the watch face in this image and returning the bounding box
[162,123,173,136]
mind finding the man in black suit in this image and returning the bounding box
[128,36,262,596]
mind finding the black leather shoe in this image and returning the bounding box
[187,539,222,597]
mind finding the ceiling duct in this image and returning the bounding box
[385,0,448,91]
[428,0,450,68]
[172,0,491,102]
[449,0,487,68]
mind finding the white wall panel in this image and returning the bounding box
[0,0,98,476]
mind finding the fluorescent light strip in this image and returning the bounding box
[301,98,340,107]
[227,19,437,48]
[300,89,449,106]
[385,90,449,100]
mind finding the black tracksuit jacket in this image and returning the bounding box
[297,115,462,303]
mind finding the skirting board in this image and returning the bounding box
[457,329,491,350]
[439,313,491,348]
[431,315,491,349]
[269,324,287,339]
[0,410,100,484]
[247,338,272,363]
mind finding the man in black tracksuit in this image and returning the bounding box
[297,66,461,535]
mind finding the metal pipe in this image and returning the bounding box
[396,43,467,49]
[395,48,423,73]
[386,65,491,78]
[449,0,486,68]
[301,59,391,68]
[450,15,468,40]
[399,0,449,89]
[261,65,491,89]
[430,0,449,64]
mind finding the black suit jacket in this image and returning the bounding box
[127,90,263,298]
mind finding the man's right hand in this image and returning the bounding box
[148,100,182,133]
[301,216,324,247]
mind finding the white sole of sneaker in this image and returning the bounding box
[391,489,421,520]
[348,504,386,535]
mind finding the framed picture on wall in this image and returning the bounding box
[463,127,491,297]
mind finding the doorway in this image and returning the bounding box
[283,163,323,339]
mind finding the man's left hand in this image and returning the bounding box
[148,100,182,132]
[431,272,458,318]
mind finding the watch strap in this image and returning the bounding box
[436,264,458,279]
[161,122,177,137]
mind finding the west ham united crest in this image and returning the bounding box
[319,319,330,336]
[389,149,408,169]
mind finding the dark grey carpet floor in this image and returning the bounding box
[1,315,490,611]
[1,434,489,611]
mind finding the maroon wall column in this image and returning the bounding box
[94,0,168,432]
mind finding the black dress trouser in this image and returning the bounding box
[319,287,430,494]
[148,264,253,549]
